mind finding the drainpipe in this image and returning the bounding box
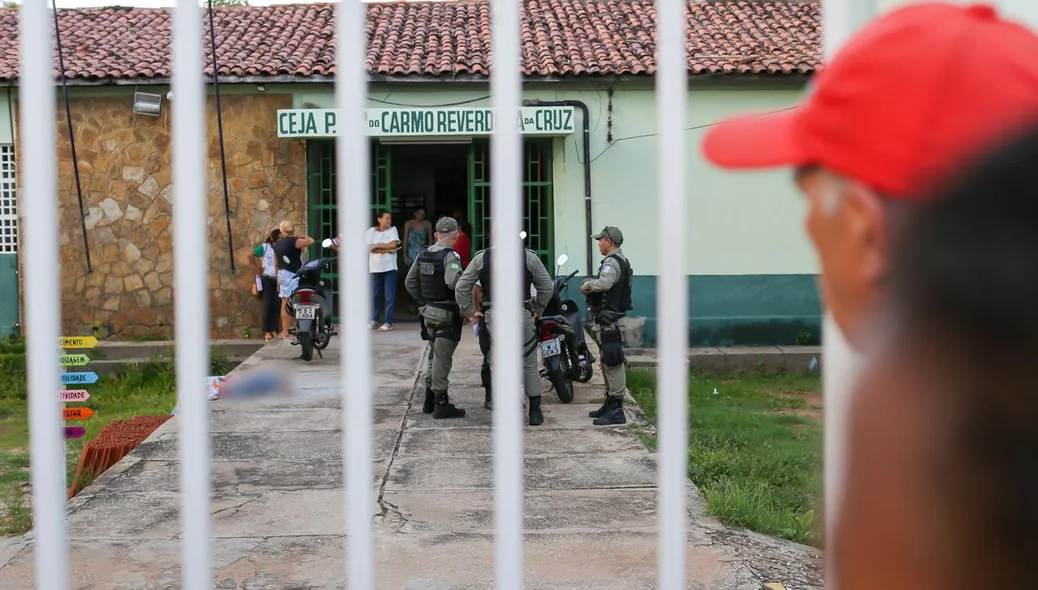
[522,99,593,276]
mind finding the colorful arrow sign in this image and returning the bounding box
[59,354,90,367]
[64,426,86,439]
[63,407,94,421]
[61,372,99,385]
[60,336,99,349]
[60,390,90,402]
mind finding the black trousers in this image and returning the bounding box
[260,276,281,333]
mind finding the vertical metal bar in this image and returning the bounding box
[821,2,871,589]
[172,0,213,584]
[21,0,68,586]
[335,0,374,586]
[490,0,523,585]
[655,0,688,586]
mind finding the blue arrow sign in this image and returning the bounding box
[61,372,99,385]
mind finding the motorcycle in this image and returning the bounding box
[545,253,595,383]
[535,253,593,403]
[284,239,336,362]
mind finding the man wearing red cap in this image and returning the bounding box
[702,2,1038,348]
[703,4,1038,589]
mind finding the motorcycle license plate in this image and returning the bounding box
[295,305,317,320]
[539,339,561,358]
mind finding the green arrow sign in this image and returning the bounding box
[59,354,90,367]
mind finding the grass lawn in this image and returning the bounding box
[0,340,237,536]
[627,368,823,547]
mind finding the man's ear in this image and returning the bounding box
[844,181,891,286]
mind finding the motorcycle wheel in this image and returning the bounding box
[548,367,574,404]
[314,315,331,350]
[299,330,313,362]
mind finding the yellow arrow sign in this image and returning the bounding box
[60,336,98,349]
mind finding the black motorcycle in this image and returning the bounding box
[284,240,336,362]
[536,253,595,402]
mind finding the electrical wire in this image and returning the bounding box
[589,105,800,164]
[367,95,491,107]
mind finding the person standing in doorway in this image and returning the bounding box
[368,210,400,332]
[451,208,473,267]
[274,220,314,342]
[581,226,634,426]
[252,228,281,342]
[403,206,433,314]
[405,217,466,419]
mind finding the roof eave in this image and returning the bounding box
[0,71,815,88]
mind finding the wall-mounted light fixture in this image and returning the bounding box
[133,91,163,116]
[166,90,173,101]
[256,84,266,92]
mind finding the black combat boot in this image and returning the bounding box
[422,387,435,414]
[592,399,626,426]
[589,396,619,418]
[528,396,544,426]
[433,391,466,419]
[481,361,493,410]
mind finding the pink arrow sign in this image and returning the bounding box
[60,390,90,402]
[64,426,86,439]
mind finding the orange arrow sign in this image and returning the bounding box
[63,407,94,421]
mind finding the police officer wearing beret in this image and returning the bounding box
[405,217,467,419]
[581,226,634,426]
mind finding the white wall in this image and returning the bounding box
[293,83,817,277]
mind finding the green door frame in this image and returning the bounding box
[467,138,556,272]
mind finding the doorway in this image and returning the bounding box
[390,143,471,318]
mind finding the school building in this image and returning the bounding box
[0,0,823,345]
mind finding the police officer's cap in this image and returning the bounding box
[592,226,623,245]
[435,217,459,233]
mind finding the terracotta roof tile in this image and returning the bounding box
[0,0,820,82]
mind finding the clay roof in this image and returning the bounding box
[0,1,820,83]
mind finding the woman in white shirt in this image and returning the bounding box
[367,210,400,331]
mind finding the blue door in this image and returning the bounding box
[0,144,18,337]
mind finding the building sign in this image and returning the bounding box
[277,106,576,138]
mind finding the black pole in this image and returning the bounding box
[207,0,236,272]
[51,0,92,273]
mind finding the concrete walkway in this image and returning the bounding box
[0,325,822,589]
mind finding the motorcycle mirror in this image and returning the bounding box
[556,254,568,267]
[321,238,333,249]
[519,231,527,240]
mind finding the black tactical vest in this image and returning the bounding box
[603,253,633,313]
[478,248,534,303]
[417,247,457,303]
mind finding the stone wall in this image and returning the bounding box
[22,93,308,339]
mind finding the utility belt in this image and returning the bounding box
[420,301,463,343]
[590,309,626,325]
[591,311,626,367]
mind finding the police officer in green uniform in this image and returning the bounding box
[581,226,634,426]
[404,217,466,419]
[456,235,553,425]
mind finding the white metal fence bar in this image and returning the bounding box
[489,0,524,585]
[820,2,871,589]
[172,0,213,584]
[336,0,375,586]
[21,0,68,587]
[655,0,689,585]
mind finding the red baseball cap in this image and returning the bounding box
[701,3,1038,198]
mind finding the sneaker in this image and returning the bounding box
[377,324,394,332]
